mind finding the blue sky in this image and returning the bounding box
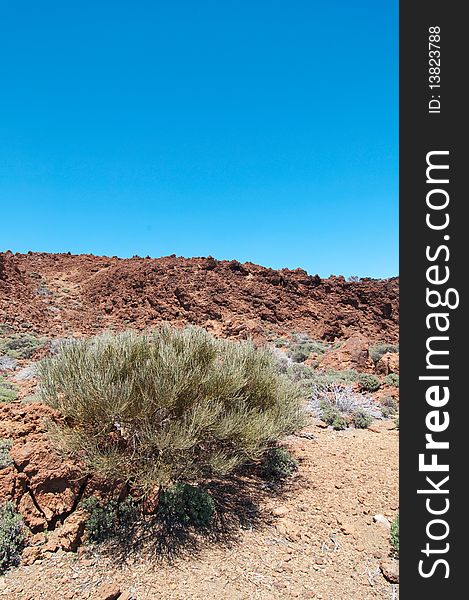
[0,1,398,278]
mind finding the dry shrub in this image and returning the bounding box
[39,325,303,495]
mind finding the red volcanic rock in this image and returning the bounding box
[10,439,87,523]
[319,335,374,372]
[0,252,399,343]
[376,352,399,375]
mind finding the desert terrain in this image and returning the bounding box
[0,252,399,599]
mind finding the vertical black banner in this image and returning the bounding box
[400,1,466,596]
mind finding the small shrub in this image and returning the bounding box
[82,497,138,543]
[157,483,214,528]
[0,502,25,574]
[287,335,330,363]
[0,439,13,469]
[332,415,347,430]
[288,367,360,390]
[369,343,399,364]
[311,383,382,430]
[262,447,298,480]
[0,378,18,403]
[289,345,311,363]
[351,409,373,429]
[0,333,45,359]
[394,416,399,430]
[381,396,398,418]
[319,400,342,425]
[384,373,400,387]
[39,326,304,494]
[274,338,288,348]
[390,512,399,554]
[358,373,381,393]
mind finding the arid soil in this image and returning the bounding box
[1,252,399,599]
[1,411,398,600]
[0,252,398,342]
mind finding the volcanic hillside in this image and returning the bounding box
[0,251,398,342]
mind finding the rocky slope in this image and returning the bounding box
[0,252,398,342]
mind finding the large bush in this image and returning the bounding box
[39,325,303,495]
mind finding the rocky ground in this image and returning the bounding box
[0,252,398,342]
[1,252,399,599]
[1,413,398,600]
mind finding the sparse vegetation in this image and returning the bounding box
[157,483,215,528]
[357,373,381,393]
[0,378,18,403]
[311,383,381,430]
[381,396,399,418]
[82,496,139,543]
[0,502,25,574]
[39,325,303,495]
[390,512,399,555]
[368,343,399,364]
[262,447,298,480]
[287,333,330,363]
[384,373,399,387]
[331,415,347,430]
[0,333,45,359]
[351,409,373,429]
[286,364,361,392]
[0,439,13,469]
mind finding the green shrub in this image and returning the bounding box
[381,396,398,418]
[39,325,303,494]
[394,416,399,430]
[289,345,311,363]
[287,336,330,363]
[390,512,399,554]
[332,415,347,430]
[82,496,138,543]
[0,502,25,574]
[157,483,214,528]
[351,409,373,429]
[288,367,360,390]
[358,373,381,393]
[0,333,45,359]
[319,400,342,426]
[262,447,298,480]
[369,343,399,364]
[0,378,18,403]
[0,439,13,469]
[384,373,400,387]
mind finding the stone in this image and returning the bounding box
[94,583,122,600]
[10,439,87,525]
[373,514,391,528]
[21,545,44,566]
[18,492,48,532]
[380,559,399,583]
[44,510,86,552]
[319,335,374,372]
[271,506,288,518]
[376,352,399,375]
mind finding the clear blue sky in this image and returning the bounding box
[0,1,398,278]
